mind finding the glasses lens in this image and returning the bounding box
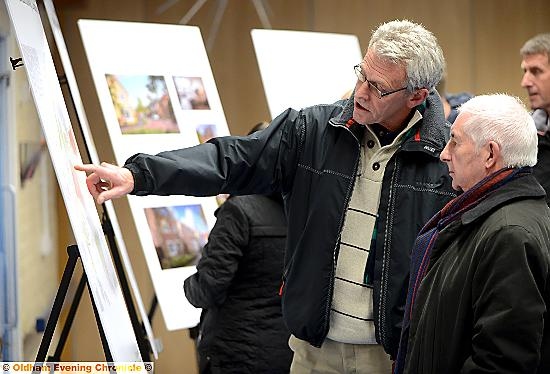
[354,65,364,82]
[368,82,382,99]
[355,65,381,99]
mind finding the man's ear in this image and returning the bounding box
[485,141,502,169]
[407,88,430,108]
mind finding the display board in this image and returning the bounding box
[4,0,143,363]
[42,0,158,358]
[79,20,231,330]
[251,29,363,119]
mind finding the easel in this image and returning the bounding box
[30,71,154,363]
[100,205,153,362]
[56,70,153,361]
[35,245,114,365]
[25,0,155,363]
[20,64,152,364]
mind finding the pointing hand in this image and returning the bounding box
[74,162,134,204]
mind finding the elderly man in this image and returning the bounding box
[77,20,455,373]
[521,33,550,205]
[395,94,550,374]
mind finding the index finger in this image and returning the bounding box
[74,164,98,174]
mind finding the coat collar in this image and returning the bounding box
[461,173,546,225]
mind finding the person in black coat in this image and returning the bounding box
[394,94,550,374]
[183,122,293,374]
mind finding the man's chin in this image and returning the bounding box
[352,111,371,126]
[529,98,542,110]
[450,180,462,192]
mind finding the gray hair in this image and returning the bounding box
[458,94,537,168]
[368,19,445,91]
[520,33,550,57]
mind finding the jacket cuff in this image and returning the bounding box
[123,163,148,195]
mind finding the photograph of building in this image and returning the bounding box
[105,74,179,134]
[144,204,209,269]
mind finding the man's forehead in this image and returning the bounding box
[522,53,550,68]
[450,113,470,136]
[361,51,407,81]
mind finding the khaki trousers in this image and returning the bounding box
[289,335,393,374]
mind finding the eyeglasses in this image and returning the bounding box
[354,64,408,99]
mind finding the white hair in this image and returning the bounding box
[368,19,445,91]
[458,94,537,168]
[520,33,550,57]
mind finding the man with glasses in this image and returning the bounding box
[76,20,455,374]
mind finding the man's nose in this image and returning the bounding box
[521,72,532,88]
[356,80,372,99]
[440,144,450,162]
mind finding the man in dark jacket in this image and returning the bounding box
[520,33,550,205]
[76,20,455,373]
[395,94,550,374]
[184,122,293,374]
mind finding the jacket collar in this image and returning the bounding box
[399,90,449,157]
[461,173,546,225]
[330,89,449,158]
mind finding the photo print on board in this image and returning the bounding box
[79,20,232,330]
[144,204,209,269]
[195,123,218,144]
[173,76,210,110]
[105,74,179,134]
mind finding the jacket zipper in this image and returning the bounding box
[376,154,400,348]
[376,130,421,347]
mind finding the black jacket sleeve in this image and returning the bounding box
[183,199,249,308]
[124,108,301,197]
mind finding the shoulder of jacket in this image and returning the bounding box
[216,196,248,216]
[224,195,274,212]
[300,100,347,120]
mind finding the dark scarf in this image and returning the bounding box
[393,166,531,374]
